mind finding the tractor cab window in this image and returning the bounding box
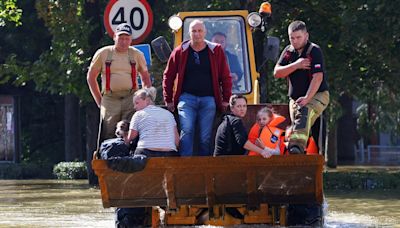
[183,17,251,94]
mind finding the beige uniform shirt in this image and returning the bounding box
[90,45,148,92]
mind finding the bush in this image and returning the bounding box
[53,162,88,179]
[324,171,400,190]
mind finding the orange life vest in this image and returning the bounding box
[305,136,318,155]
[268,113,286,128]
[248,114,286,156]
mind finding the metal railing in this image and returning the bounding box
[354,139,400,165]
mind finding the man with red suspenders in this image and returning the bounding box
[87,23,152,143]
[274,20,329,154]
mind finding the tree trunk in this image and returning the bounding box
[337,93,355,163]
[84,0,102,185]
[368,103,379,145]
[65,94,82,161]
[327,124,337,168]
[85,102,100,185]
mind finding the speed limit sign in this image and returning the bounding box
[104,0,153,44]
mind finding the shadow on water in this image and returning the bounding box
[0,180,399,228]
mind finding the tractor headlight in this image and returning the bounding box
[168,15,183,31]
[247,12,262,28]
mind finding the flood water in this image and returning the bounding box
[0,180,399,228]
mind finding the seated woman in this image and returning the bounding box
[125,87,179,157]
[213,94,272,158]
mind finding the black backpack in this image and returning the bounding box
[100,138,130,159]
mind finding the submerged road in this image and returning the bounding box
[0,179,398,227]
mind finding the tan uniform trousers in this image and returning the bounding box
[99,90,135,142]
[288,91,329,151]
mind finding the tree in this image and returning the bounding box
[0,0,22,26]
[1,0,399,168]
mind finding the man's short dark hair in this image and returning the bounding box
[212,32,226,38]
[288,20,307,33]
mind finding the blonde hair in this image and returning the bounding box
[115,120,129,138]
[133,87,157,104]
[256,107,273,122]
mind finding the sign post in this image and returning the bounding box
[104,0,153,44]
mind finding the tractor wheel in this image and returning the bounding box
[287,204,323,227]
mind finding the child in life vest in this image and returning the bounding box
[248,107,285,156]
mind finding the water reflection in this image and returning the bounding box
[0,180,398,227]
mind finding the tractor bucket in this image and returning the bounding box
[92,155,324,209]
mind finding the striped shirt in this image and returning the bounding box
[130,105,177,151]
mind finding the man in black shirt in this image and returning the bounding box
[163,20,232,156]
[274,20,329,154]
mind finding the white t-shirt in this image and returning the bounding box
[130,105,177,151]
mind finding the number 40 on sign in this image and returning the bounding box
[104,0,153,44]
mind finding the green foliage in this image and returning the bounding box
[53,162,87,180]
[29,0,93,99]
[263,0,400,138]
[324,171,400,190]
[1,1,96,100]
[0,0,22,26]
[1,0,400,160]
[0,54,29,84]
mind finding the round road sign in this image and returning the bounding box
[104,0,153,44]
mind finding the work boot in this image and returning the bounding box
[289,145,303,154]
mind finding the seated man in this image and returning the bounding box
[211,32,243,90]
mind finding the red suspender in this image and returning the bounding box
[105,48,137,93]
[105,48,113,93]
[130,60,137,90]
[105,60,112,92]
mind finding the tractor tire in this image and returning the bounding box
[287,204,323,227]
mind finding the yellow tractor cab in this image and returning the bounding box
[93,3,325,227]
[152,5,278,105]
